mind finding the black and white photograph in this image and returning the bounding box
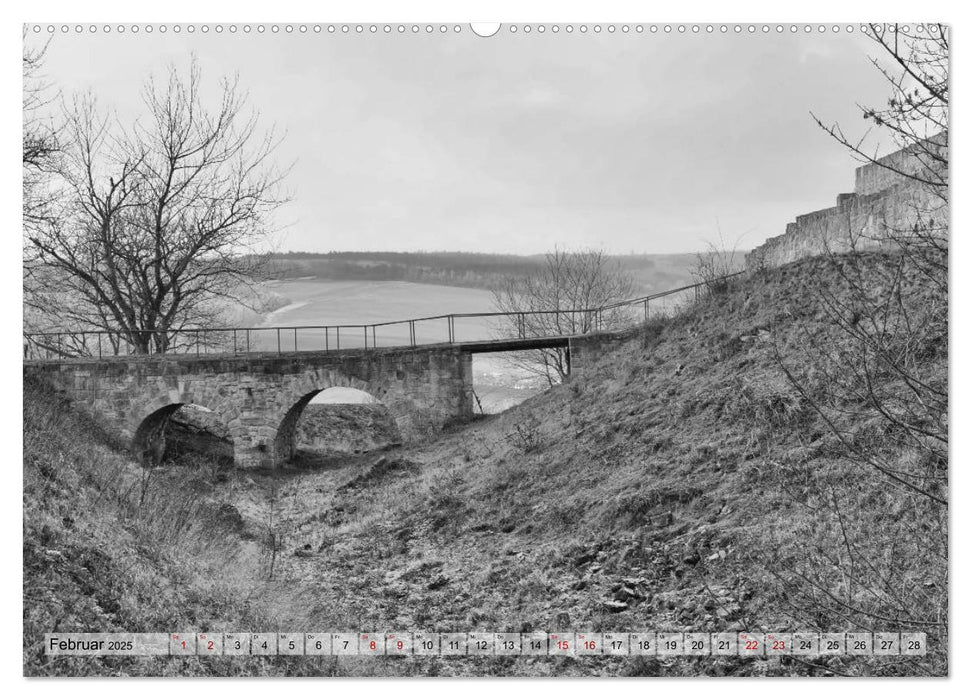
[16,4,955,683]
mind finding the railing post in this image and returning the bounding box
[233,329,238,355]
[98,333,102,358]
[277,327,281,354]
[325,327,329,351]
[336,327,341,350]
[364,326,368,350]
[448,315,454,344]
[294,327,298,352]
[246,329,251,353]
[410,320,415,347]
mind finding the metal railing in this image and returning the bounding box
[23,272,744,361]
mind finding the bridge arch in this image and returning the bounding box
[126,381,245,468]
[267,369,418,467]
[132,401,239,468]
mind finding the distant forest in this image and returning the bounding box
[264,251,730,295]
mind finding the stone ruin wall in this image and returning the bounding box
[746,135,948,270]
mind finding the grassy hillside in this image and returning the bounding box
[23,251,946,677]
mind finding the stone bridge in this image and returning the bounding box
[24,334,619,469]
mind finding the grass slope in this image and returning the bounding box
[23,252,946,677]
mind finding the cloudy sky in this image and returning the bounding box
[27,25,894,255]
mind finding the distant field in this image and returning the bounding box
[262,250,722,296]
[260,279,494,331]
[258,278,547,413]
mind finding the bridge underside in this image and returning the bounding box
[456,336,571,354]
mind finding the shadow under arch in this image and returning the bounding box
[133,402,235,468]
[273,387,403,465]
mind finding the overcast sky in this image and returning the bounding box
[27,25,895,255]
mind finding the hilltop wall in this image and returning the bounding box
[746,135,948,270]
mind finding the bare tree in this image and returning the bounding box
[492,248,634,385]
[812,23,948,269]
[23,36,64,348]
[22,35,61,228]
[794,23,948,501]
[25,57,288,355]
[768,24,948,651]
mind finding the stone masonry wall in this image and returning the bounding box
[24,346,473,469]
[568,331,636,375]
[746,135,948,270]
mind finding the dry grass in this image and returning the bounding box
[23,251,947,677]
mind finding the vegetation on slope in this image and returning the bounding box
[23,251,946,677]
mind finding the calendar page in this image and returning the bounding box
[21,4,949,682]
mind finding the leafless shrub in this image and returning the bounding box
[492,248,634,386]
[507,414,543,454]
[690,232,744,297]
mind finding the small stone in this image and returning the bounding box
[613,585,640,602]
[604,600,629,613]
[427,574,449,590]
